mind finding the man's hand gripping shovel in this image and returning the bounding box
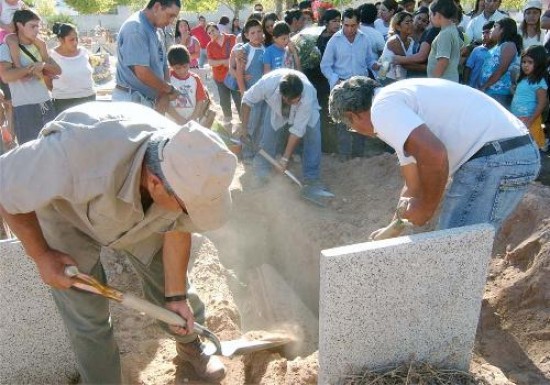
[64,266,292,356]
[369,198,412,241]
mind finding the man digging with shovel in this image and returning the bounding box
[0,102,236,384]
[238,69,333,203]
[329,77,540,236]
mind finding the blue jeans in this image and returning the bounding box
[337,122,366,157]
[438,140,540,231]
[111,87,155,108]
[242,101,266,161]
[253,108,321,182]
[199,48,207,68]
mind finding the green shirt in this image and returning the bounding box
[427,24,463,82]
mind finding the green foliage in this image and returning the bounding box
[501,0,524,11]
[64,0,117,14]
[34,0,56,17]
[45,13,75,27]
[180,0,219,13]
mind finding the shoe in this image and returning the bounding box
[176,338,226,382]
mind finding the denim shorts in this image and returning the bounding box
[438,140,540,231]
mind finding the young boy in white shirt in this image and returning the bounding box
[165,45,209,125]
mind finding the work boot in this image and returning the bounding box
[176,338,226,382]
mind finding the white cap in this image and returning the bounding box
[524,0,542,11]
[160,121,237,231]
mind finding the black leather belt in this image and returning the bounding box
[469,135,532,161]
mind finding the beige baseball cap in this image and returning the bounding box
[160,121,237,231]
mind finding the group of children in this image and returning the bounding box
[464,20,549,151]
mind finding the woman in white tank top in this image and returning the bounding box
[378,11,415,84]
[48,22,95,113]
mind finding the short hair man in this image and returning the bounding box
[239,69,325,192]
[0,102,237,383]
[254,2,264,14]
[191,15,211,68]
[113,0,182,108]
[321,7,377,160]
[330,77,540,232]
[466,0,506,43]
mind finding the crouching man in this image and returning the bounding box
[329,77,540,233]
[239,69,324,190]
[0,102,237,383]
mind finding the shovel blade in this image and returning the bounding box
[203,336,293,357]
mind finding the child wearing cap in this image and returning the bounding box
[520,0,543,49]
[164,45,210,126]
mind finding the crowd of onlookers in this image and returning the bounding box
[1,0,550,158]
[165,0,550,156]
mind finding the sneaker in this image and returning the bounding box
[176,338,226,382]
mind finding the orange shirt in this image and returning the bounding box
[206,33,236,82]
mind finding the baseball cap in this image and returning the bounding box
[524,0,542,11]
[160,121,237,231]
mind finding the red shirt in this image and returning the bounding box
[191,25,210,48]
[206,34,236,82]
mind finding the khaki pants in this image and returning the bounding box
[51,249,205,385]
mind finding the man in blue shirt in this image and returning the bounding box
[113,0,181,108]
[321,8,379,160]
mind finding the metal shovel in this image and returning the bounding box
[256,149,335,207]
[64,266,292,357]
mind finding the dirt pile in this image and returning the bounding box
[78,154,550,384]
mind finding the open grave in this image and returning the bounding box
[3,153,550,384]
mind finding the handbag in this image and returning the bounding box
[222,37,239,91]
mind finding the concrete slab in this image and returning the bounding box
[319,224,494,384]
[0,239,78,384]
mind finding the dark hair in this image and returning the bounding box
[206,22,219,33]
[167,44,190,66]
[284,9,302,24]
[468,0,483,16]
[389,11,413,35]
[495,17,522,52]
[262,12,279,46]
[429,0,458,19]
[145,0,181,9]
[299,0,312,10]
[381,0,399,13]
[272,20,291,37]
[231,17,241,33]
[342,7,359,21]
[52,22,76,38]
[13,9,40,33]
[244,18,261,34]
[520,7,541,39]
[254,3,263,9]
[519,45,548,84]
[414,6,429,15]
[323,8,341,24]
[198,15,206,21]
[279,73,304,99]
[360,3,378,24]
[482,20,494,31]
[219,16,230,25]
[174,19,190,38]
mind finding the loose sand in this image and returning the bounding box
[92,152,550,385]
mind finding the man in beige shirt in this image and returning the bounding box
[0,102,237,384]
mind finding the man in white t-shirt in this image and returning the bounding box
[329,76,540,233]
[466,0,507,43]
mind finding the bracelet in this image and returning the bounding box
[280,157,289,164]
[164,294,187,302]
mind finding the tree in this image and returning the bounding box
[183,0,254,17]
[64,0,117,14]
[34,0,56,17]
